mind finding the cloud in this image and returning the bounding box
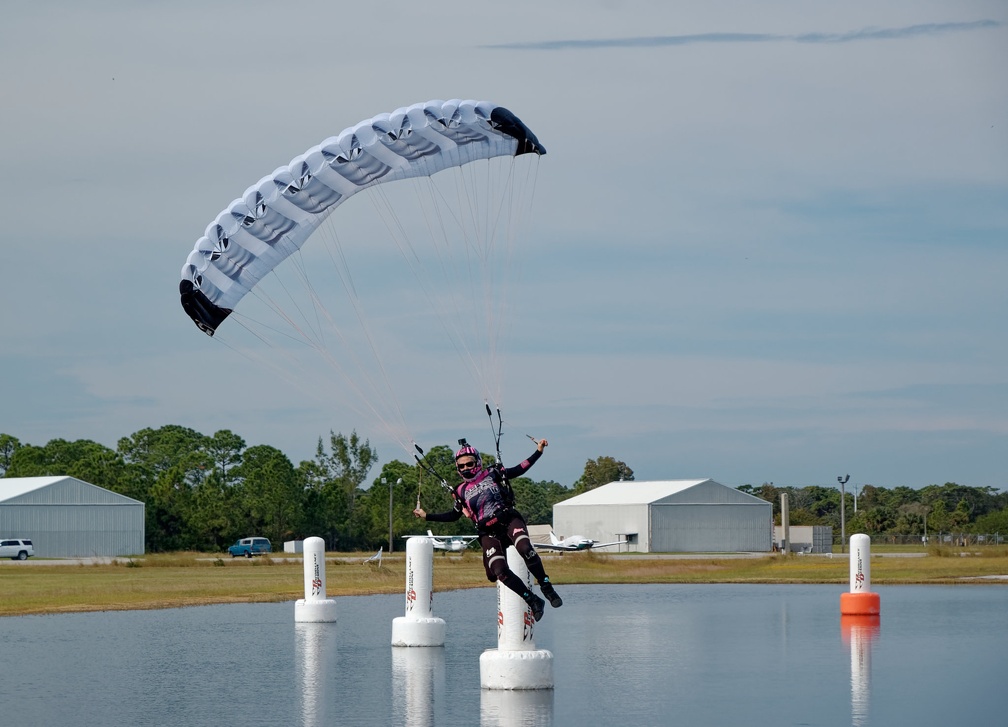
[487,20,1001,51]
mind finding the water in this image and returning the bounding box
[2,584,1004,726]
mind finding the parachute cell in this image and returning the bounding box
[179,99,545,336]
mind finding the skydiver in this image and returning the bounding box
[413,437,562,621]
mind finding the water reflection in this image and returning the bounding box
[480,688,554,727]
[841,615,880,727]
[391,646,445,727]
[4,586,1006,727]
[295,622,340,727]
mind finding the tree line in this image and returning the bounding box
[2,428,1004,551]
[0,427,579,552]
[738,481,1008,541]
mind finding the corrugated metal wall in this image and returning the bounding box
[650,503,772,552]
[553,504,650,552]
[0,478,145,557]
[2,504,145,557]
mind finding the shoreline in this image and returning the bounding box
[3,550,1007,617]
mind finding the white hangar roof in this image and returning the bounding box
[0,476,143,505]
[554,479,766,507]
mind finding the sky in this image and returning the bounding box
[2,1,1006,493]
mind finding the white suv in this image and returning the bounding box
[0,538,35,560]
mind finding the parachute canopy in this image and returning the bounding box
[180,99,545,335]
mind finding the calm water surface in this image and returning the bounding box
[2,584,1004,726]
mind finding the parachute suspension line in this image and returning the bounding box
[210,240,340,391]
[433,168,498,398]
[301,223,415,454]
[242,243,326,347]
[364,175,491,399]
[482,159,522,406]
[411,158,520,405]
[365,179,474,371]
[490,155,543,409]
[224,227,415,455]
[242,278,414,456]
[413,442,453,494]
[453,163,497,398]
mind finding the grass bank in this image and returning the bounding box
[2,548,1006,617]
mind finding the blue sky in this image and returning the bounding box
[1,2,1006,492]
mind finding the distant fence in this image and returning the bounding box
[862,533,1004,546]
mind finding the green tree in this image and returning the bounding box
[298,457,351,551]
[5,438,134,496]
[234,445,302,545]
[301,431,378,550]
[512,478,569,525]
[927,500,951,533]
[0,433,21,475]
[862,505,896,535]
[117,425,210,477]
[145,464,195,551]
[206,429,246,484]
[315,430,378,511]
[353,461,421,551]
[412,445,461,538]
[189,468,238,550]
[973,509,1008,536]
[572,456,634,494]
[117,426,211,551]
[950,499,971,530]
[892,504,927,535]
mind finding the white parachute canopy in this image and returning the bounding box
[178,99,546,453]
[180,99,544,335]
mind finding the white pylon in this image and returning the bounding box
[294,536,338,623]
[479,546,554,689]
[392,536,446,646]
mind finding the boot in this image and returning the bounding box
[523,591,546,622]
[540,577,563,608]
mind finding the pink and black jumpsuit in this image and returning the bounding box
[423,448,551,599]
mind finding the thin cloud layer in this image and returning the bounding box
[488,20,1000,50]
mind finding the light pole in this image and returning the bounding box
[383,478,390,553]
[838,474,850,553]
[385,477,402,553]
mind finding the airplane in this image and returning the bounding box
[403,530,479,553]
[537,531,627,552]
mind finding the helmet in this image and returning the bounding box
[455,443,483,479]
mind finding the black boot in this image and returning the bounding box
[523,591,546,621]
[540,577,563,608]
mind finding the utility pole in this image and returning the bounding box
[838,474,850,553]
[386,477,402,553]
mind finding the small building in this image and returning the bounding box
[0,476,145,557]
[774,525,833,554]
[553,479,772,553]
[527,523,553,547]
